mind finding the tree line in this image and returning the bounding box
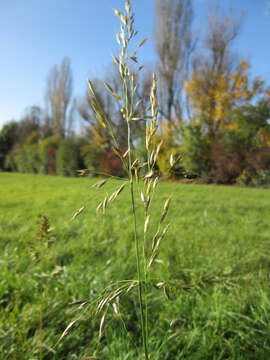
[1,0,270,186]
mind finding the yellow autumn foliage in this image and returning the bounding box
[185,60,263,135]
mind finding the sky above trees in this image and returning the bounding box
[0,0,270,128]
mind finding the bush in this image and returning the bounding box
[180,125,210,178]
[98,149,125,177]
[4,144,41,173]
[39,135,62,175]
[209,140,243,184]
[80,144,104,175]
[56,139,80,176]
[237,169,270,187]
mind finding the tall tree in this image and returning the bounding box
[0,121,18,169]
[185,8,264,138]
[155,0,193,126]
[45,57,73,137]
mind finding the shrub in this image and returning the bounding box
[39,135,62,175]
[237,169,270,187]
[209,140,243,184]
[153,123,183,179]
[98,149,125,177]
[180,124,210,178]
[56,139,79,176]
[4,144,40,173]
[80,143,105,175]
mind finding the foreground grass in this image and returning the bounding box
[1,172,270,359]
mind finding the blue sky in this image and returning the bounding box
[0,0,270,129]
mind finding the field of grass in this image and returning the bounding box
[1,172,270,359]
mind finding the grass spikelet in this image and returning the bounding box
[57,320,77,345]
[102,197,108,215]
[115,183,125,197]
[168,332,182,341]
[147,252,158,269]
[170,153,174,167]
[153,176,159,189]
[155,282,165,289]
[99,313,106,341]
[145,170,154,179]
[87,79,96,96]
[146,179,153,195]
[144,215,150,234]
[77,169,88,177]
[109,288,123,302]
[154,223,170,252]
[112,303,118,314]
[72,206,85,220]
[123,149,129,158]
[125,0,131,13]
[126,282,136,293]
[151,229,160,251]
[97,297,110,313]
[160,196,172,223]
[92,179,108,189]
[154,141,163,164]
[96,202,102,215]
[170,318,182,328]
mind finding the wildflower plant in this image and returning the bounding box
[63,1,172,358]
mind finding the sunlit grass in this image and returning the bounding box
[1,172,270,359]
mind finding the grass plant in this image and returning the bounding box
[68,2,173,358]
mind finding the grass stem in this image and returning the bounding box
[128,122,148,359]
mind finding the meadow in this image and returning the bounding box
[1,172,270,359]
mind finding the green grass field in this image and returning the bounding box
[1,172,270,359]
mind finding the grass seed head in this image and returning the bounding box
[115,183,125,197]
[58,320,76,344]
[160,196,172,223]
[96,202,102,215]
[141,191,145,204]
[145,170,154,179]
[93,179,108,189]
[151,229,160,251]
[125,0,131,14]
[153,176,159,189]
[102,197,108,215]
[72,206,85,220]
[112,302,118,314]
[170,153,174,167]
[126,282,136,293]
[99,313,106,341]
[147,251,158,269]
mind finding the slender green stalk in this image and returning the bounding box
[143,208,149,349]
[39,232,43,360]
[127,122,148,359]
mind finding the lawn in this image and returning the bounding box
[1,172,270,359]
